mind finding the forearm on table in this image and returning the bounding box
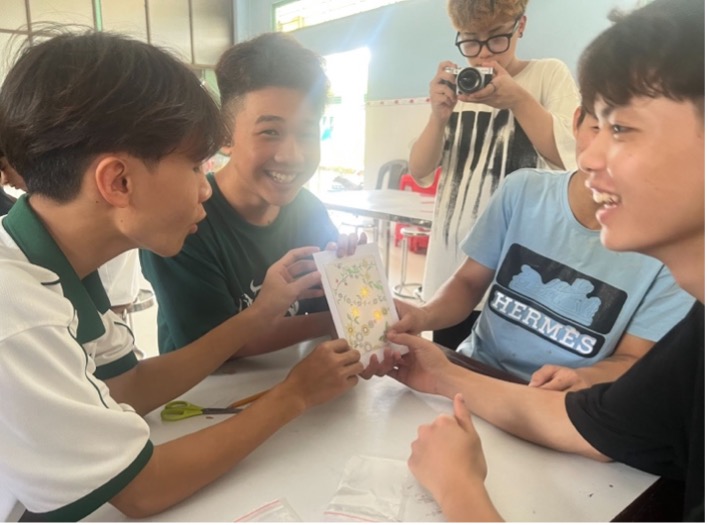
[409,115,447,181]
[573,333,652,387]
[510,91,564,168]
[422,276,486,331]
[235,312,334,358]
[435,366,605,459]
[439,479,503,522]
[110,384,306,518]
[107,306,271,414]
[574,354,642,386]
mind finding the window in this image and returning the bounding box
[307,47,370,195]
[0,0,232,78]
[275,0,409,32]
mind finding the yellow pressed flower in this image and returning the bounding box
[360,287,370,298]
[373,310,383,321]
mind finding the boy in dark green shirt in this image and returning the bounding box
[142,33,353,356]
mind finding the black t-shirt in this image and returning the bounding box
[566,302,704,522]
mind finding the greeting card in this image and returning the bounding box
[313,243,408,367]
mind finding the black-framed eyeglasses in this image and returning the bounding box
[455,17,521,58]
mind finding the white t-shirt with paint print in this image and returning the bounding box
[456,169,694,381]
[422,58,579,299]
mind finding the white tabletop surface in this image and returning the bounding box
[319,189,435,227]
[83,339,656,522]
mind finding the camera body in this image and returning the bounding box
[444,66,494,95]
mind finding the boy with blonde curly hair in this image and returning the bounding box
[410,0,579,348]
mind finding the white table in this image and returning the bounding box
[83,339,657,522]
[319,190,435,276]
[319,189,435,227]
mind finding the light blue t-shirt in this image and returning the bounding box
[457,169,693,381]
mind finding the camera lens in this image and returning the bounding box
[457,67,484,94]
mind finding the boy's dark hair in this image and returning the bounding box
[0,31,227,202]
[215,32,329,129]
[579,0,704,117]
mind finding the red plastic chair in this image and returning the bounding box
[395,167,441,252]
[399,167,440,195]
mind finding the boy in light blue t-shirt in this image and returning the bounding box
[392,106,692,390]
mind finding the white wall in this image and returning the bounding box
[236,0,648,187]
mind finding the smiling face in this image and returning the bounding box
[223,87,320,213]
[579,96,704,262]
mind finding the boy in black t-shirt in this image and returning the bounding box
[378,1,705,520]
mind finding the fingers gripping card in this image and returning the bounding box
[313,243,408,367]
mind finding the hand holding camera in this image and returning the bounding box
[428,60,521,125]
[427,60,460,124]
[433,60,525,113]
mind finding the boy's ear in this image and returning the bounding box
[572,106,583,137]
[94,155,132,207]
[518,14,527,37]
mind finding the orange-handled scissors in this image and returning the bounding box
[161,401,243,422]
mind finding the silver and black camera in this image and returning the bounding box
[444,66,494,94]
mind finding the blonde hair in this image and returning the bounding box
[447,0,528,29]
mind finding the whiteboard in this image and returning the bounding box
[363,98,431,189]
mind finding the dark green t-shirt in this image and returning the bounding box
[140,173,338,353]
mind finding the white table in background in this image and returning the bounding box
[83,339,657,522]
[319,189,435,277]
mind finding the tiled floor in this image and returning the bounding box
[130,229,429,359]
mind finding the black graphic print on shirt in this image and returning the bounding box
[436,108,538,249]
[488,244,627,358]
[238,280,299,317]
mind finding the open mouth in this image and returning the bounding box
[267,171,298,184]
[591,190,621,207]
